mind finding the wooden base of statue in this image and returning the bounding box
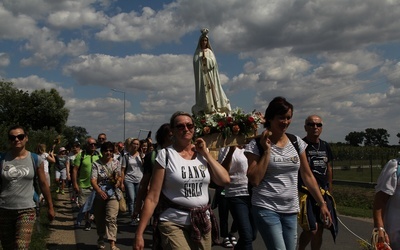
[201,133,247,150]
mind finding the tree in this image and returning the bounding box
[397,133,400,144]
[345,131,365,146]
[63,126,89,146]
[28,89,69,133]
[364,128,389,147]
[0,81,69,133]
[0,81,31,127]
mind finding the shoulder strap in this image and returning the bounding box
[31,152,39,169]
[255,137,264,157]
[151,150,157,166]
[286,133,300,155]
[165,148,169,167]
[397,160,400,179]
[255,133,300,157]
[79,150,86,168]
[0,153,4,191]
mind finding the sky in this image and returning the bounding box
[1,0,400,145]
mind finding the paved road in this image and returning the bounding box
[49,188,374,250]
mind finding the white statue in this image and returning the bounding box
[192,28,231,115]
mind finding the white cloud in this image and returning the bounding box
[48,8,108,29]
[20,27,87,68]
[0,3,37,39]
[9,75,74,97]
[2,0,400,145]
[96,5,193,48]
[63,53,194,91]
[0,53,10,67]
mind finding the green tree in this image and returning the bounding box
[0,81,69,133]
[0,81,30,127]
[63,125,89,146]
[345,131,365,146]
[364,128,389,147]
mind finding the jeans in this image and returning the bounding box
[252,206,297,250]
[217,193,237,237]
[124,181,139,216]
[228,196,257,250]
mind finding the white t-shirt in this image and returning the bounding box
[40,153,49,173]
[375,158,400,248]
[245,135,307,213]
[157,146,211,225]
[218,147,249,197]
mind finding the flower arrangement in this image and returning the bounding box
[193,108,263,138]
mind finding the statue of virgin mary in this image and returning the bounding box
[192,28,231,115]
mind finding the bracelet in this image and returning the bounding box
[318,201,327,206]
[374,227,385,232]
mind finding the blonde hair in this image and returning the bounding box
[36,143,46,154]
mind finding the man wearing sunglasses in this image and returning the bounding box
[298,115,335,250]
[73,137,101,231]
[96,133,107,153]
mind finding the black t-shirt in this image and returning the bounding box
[299,137,333,189]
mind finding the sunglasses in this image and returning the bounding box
[307,122,323,127]
[102,149,114,153]
[8,134,26,141]
[98,137,106,140]
[175,123,195,131]
[89,143,96,146]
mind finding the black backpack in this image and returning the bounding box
[255,133,300,157]
[250,133,300,195]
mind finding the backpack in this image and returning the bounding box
[0,152,40,202]
[78,150,100,168]
[251,133,300,196]
[255,133,300,156]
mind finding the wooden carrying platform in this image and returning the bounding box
[201,133,248,150]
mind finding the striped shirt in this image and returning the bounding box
[245,135,307,213]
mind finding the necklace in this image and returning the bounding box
[311,141,320,152]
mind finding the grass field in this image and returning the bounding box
[333,166,383,183]
[333,184,375,218]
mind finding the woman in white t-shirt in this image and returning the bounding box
[245,97,331,250]
[134,111,230,250]
[219,146,256,250]
[373,158,400,249]
[36,143,56,187]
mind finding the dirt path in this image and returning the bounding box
[46,188,77,249]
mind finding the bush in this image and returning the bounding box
[334,184,375,217]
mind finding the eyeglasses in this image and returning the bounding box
[89,143,96,146]
[98,137,106,140]
[307,122,323,127]
[102,149,114,153]
[175,123,195,131]
[8,134,26,141]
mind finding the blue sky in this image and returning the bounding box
[1,0,400,145]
